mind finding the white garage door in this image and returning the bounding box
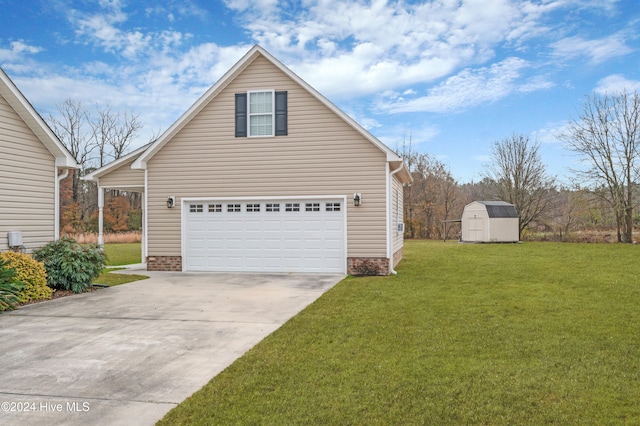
[185,199,345,273]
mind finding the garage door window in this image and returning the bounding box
[326,202,341,212]
[190,204,203,213]
[266,203,280,212]
[305,203,320,212]
[247,203,261,212]
[285,203,300,212]
[208,204,222,213]
[227,204,241,212]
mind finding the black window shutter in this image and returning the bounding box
[275,91,288,136]
[235,93,247,137]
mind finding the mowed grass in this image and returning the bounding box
[93,243,147,286]
[158,241,640,425]
[103,243,141,266]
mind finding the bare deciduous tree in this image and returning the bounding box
[560,91,640,243]
[47,99,143,231]
[483,133,555,238]
[90,105,141,167]
[47,100,93,205]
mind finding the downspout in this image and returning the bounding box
[388,162,405,275]
[55,168,70,240]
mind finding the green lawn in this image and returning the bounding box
[103,243,142,266]
[158,241,640,425]
[93,243,146,286]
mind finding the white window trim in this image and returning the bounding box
[247,89,275,137]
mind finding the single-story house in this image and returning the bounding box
[0,67,78,252]
[461,201,519,243]
[85,45,412,275]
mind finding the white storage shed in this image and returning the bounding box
[461,201,519,243]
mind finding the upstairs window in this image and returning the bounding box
[249,91,273,136]
[236,91,287,137]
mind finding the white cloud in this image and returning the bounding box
[377,123,440,154]
[378,57,537,114]
[550,32,633,64]
[222,0,566,100]
[0,41,42,61]
[531,121,570,145]
[594,75,640,94]
[69,1,189,60]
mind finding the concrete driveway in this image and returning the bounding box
[0,270,343,426]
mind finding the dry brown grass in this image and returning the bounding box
[523,228,640,244]
[62,231,142,244]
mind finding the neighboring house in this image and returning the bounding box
[85,45,412,275]
[461,201,519,243]
[0,67,77,253]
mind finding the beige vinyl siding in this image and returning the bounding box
[0,93,56,252]
[147,55,388,258]
[391,175,404,263]
[97,157,144,190]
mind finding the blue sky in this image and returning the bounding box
[1,0,639,183]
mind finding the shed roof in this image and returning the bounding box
[477,201,518,218]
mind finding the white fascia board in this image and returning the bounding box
[131,45,403,169]
[83,143,150,181]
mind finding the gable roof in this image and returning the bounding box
[130,45,411,183]
[0,67,77,169]
[83,142,150,182]
[477,201,518,218]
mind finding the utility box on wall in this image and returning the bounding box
[461,201,519,243]
[7,231,23,248]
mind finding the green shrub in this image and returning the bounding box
[33,237,106,293]
[0,258,24,312]
[0,251,51,303]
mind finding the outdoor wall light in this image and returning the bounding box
[353,193,361,207]
[167,196,175,208]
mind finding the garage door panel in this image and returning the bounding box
[185,199,345,273]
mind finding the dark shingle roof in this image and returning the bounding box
[477,201,518,218]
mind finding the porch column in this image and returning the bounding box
[98,187,104,247]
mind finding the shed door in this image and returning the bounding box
[469,215,484,241]
[185,199,345,273]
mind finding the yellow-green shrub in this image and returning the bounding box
[0,252,51,303]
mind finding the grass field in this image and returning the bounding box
[158,240,640,425]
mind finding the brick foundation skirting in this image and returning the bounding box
[147,256,182,271]
[347,257,390,276]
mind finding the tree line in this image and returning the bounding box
[49,90,640,243]
[403,90,640,243]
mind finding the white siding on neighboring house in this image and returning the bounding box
[0,93,56,252]
[146,55,389,259]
